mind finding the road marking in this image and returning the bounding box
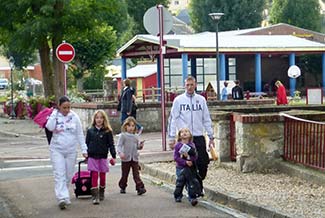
[1,163,121,171]
[4,159,50,163]
[1,165,53,171]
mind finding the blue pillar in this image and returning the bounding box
[190,58,197,79]
[182,53,188,85]
[322,53,325,94]
[289,53,296,97]
[157,57,161,89]
[121,57,127,80]
[220,54,226,81]
[255,53,262,92]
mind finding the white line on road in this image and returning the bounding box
[1,163,121,172]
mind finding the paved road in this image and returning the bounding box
[1,158,238,218]
[0,132,249,218]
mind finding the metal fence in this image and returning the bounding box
[282,113,325,171]
[86,87,185,103]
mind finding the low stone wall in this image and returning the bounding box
[233,113,284,172]
[72,102,167,133]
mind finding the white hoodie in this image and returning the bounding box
[46,109,87,154]
[168,92,214,139]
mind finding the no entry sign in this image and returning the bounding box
[56,42,75,63]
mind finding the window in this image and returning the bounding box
[228,58,237,81]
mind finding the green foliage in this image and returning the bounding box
[190,0,265,32]
[67,24,117,74]
[0,0,130,97]
[270,0,321,31]
[83,66,106,90]
[297,54,322,88]
[125,0,169,34]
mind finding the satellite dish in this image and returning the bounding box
[288,65,301,78]
[143,6,173,36]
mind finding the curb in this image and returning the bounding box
[140,163,293,218]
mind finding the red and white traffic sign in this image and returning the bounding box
[56,42,75,63]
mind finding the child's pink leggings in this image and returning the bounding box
[91,171,106,188]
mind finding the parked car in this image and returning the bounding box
[0,78,9,89]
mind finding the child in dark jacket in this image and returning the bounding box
[173,127,201,206]
[86,110,116,205]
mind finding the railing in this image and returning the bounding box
[281,113,325,171]
[86,87,185,103]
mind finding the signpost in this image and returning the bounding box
[143,5,173,151]
[56,42,75,95]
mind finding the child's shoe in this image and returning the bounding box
[175,197,182,203]
[137,188,146,195]
[138,126,144,135]
[190,198,198,206]
[99,187,105,201]
[91,188,100,205]
[120,189,126,194]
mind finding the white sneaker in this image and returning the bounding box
[64,199,71,205]
[58,200,67,210]
[138,127,144,135]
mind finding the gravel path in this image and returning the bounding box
[147,162,325,218]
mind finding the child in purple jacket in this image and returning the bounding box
[173,128,201,206]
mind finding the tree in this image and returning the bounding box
[0,0,129,98]
[270,0,321,32]
[67,24,117,91]
[190,0,266,32]
[125,0,169,34]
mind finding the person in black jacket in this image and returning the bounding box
[119,79,143,134]
[232,80,244,100]
[86,110,116,205]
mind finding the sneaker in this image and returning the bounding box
[120,189,126,194]
[137,188,146,195]
[199,188,205,197]
[175,197,182,203]
[58,201,67,210]
[191,198,198,206]
[64,199,71,205]
[138,126,144,135]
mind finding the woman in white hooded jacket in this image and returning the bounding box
[46,96,88,210]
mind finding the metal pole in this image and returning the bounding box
[9,59,15,119]
[64,63,68,95]
[216,23,220,101]
[158,4,166,151]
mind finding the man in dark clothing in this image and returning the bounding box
[232,80,244,100]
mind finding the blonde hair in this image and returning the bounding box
[176,127,193,142]
[91,110,112,132]
[121,116,137,133]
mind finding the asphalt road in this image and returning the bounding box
[0,133,247,218]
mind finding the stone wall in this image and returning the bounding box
[72,102,167,133]
[233,114,284,172]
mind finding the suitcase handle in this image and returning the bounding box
[78,159,88,179]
